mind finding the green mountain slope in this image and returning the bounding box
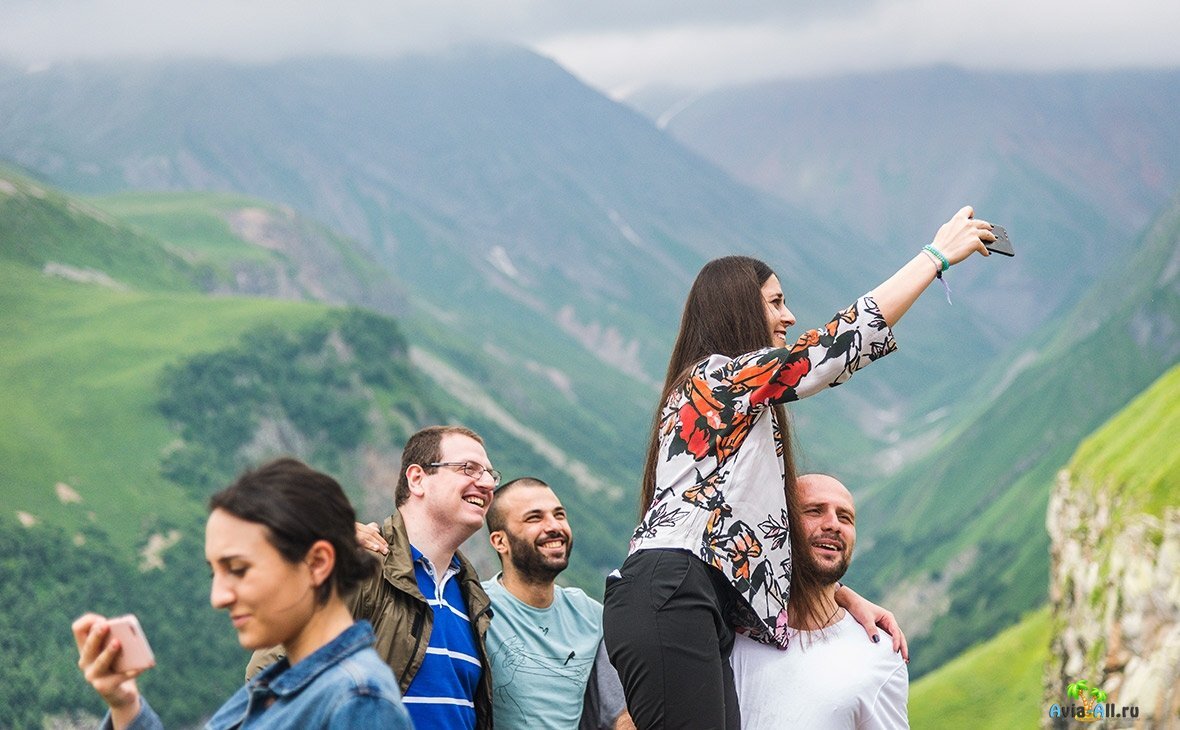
[0,261,458,725]
[1067,363,1180,520]
[0,262,325,544]
[0,52,895,504]
[0,166,202,291]
[0,258,331,725]
[910,361,1180,728]
[909,607,1051,729]
[92,190,410,314]
[0,174,620,723]
[845,190,1180,676]
[1044,363,1180,727]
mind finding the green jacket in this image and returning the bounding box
[246,510,494,729]
[352,510,494,727]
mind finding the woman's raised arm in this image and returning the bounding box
[870,206,994,327]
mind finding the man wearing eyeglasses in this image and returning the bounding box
[247,425,501,730]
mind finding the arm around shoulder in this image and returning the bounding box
[581,639,630,730]
[245,645,285,681]
[834,584,909,662]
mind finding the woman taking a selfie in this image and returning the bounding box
[603,207,995,728]
[72,458,412,729]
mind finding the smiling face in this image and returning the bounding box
[416,432,497,534]
[761,274,796,347]
[491,484,573,584]
[795,474,856,584]
[206,508,317,651]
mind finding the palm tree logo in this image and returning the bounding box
[1066,679,1109,722]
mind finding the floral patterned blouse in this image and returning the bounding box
[628,295,896,648]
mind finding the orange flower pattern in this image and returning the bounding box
[630,295,895,647]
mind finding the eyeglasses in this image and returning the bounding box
[427,461,502,486]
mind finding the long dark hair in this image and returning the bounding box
[210,458,377,604]
[640,255,825,629]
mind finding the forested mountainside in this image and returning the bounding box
[0,170,618,724]
[3,55,1177,722]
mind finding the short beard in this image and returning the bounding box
[813,558,850,585]
[506,530,572,584]
[802,546,850,586]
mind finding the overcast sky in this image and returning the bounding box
[2,0,1177,96]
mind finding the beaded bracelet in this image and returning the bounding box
[921,244,953,304]
[922,244,950,272]
[920,248,943,275]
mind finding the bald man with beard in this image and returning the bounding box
[730,473,909,729]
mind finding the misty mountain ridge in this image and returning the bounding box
[0,49,854,320]
[630,65,1180,230]
[0,48,917,490]
[3,49,1178,695]
[1,50,1104,475]
[629,66,1180,339]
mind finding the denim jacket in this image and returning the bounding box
[106,621,412,729]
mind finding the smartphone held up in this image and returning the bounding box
[985,225,1015,256]
[106,614,156,673]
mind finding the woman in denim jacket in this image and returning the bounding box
[72,458,413,729]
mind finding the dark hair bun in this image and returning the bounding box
[210,457,371,605]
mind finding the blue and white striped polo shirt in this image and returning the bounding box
[402,545,482,729]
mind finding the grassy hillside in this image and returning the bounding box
[91,190,409,314]
[1,175,627,723]
[1067,363,1180,518]
[0,167,202,291]
[0,258,335,724]
[90,187,643,585]
[0,262,328,547]
[1042,361,1180,727]
[909,607,1051,729]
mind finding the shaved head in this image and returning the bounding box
[795,473,856,584]
[797,473,853,506]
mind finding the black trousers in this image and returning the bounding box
[602,549,741,730]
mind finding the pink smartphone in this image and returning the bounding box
[106,614,156,673]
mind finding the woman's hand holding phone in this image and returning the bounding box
[72,613,152,726]
[930,205,995,266]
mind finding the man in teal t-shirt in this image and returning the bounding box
[482,478,632,730]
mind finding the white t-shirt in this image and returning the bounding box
[730,612,909,729]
